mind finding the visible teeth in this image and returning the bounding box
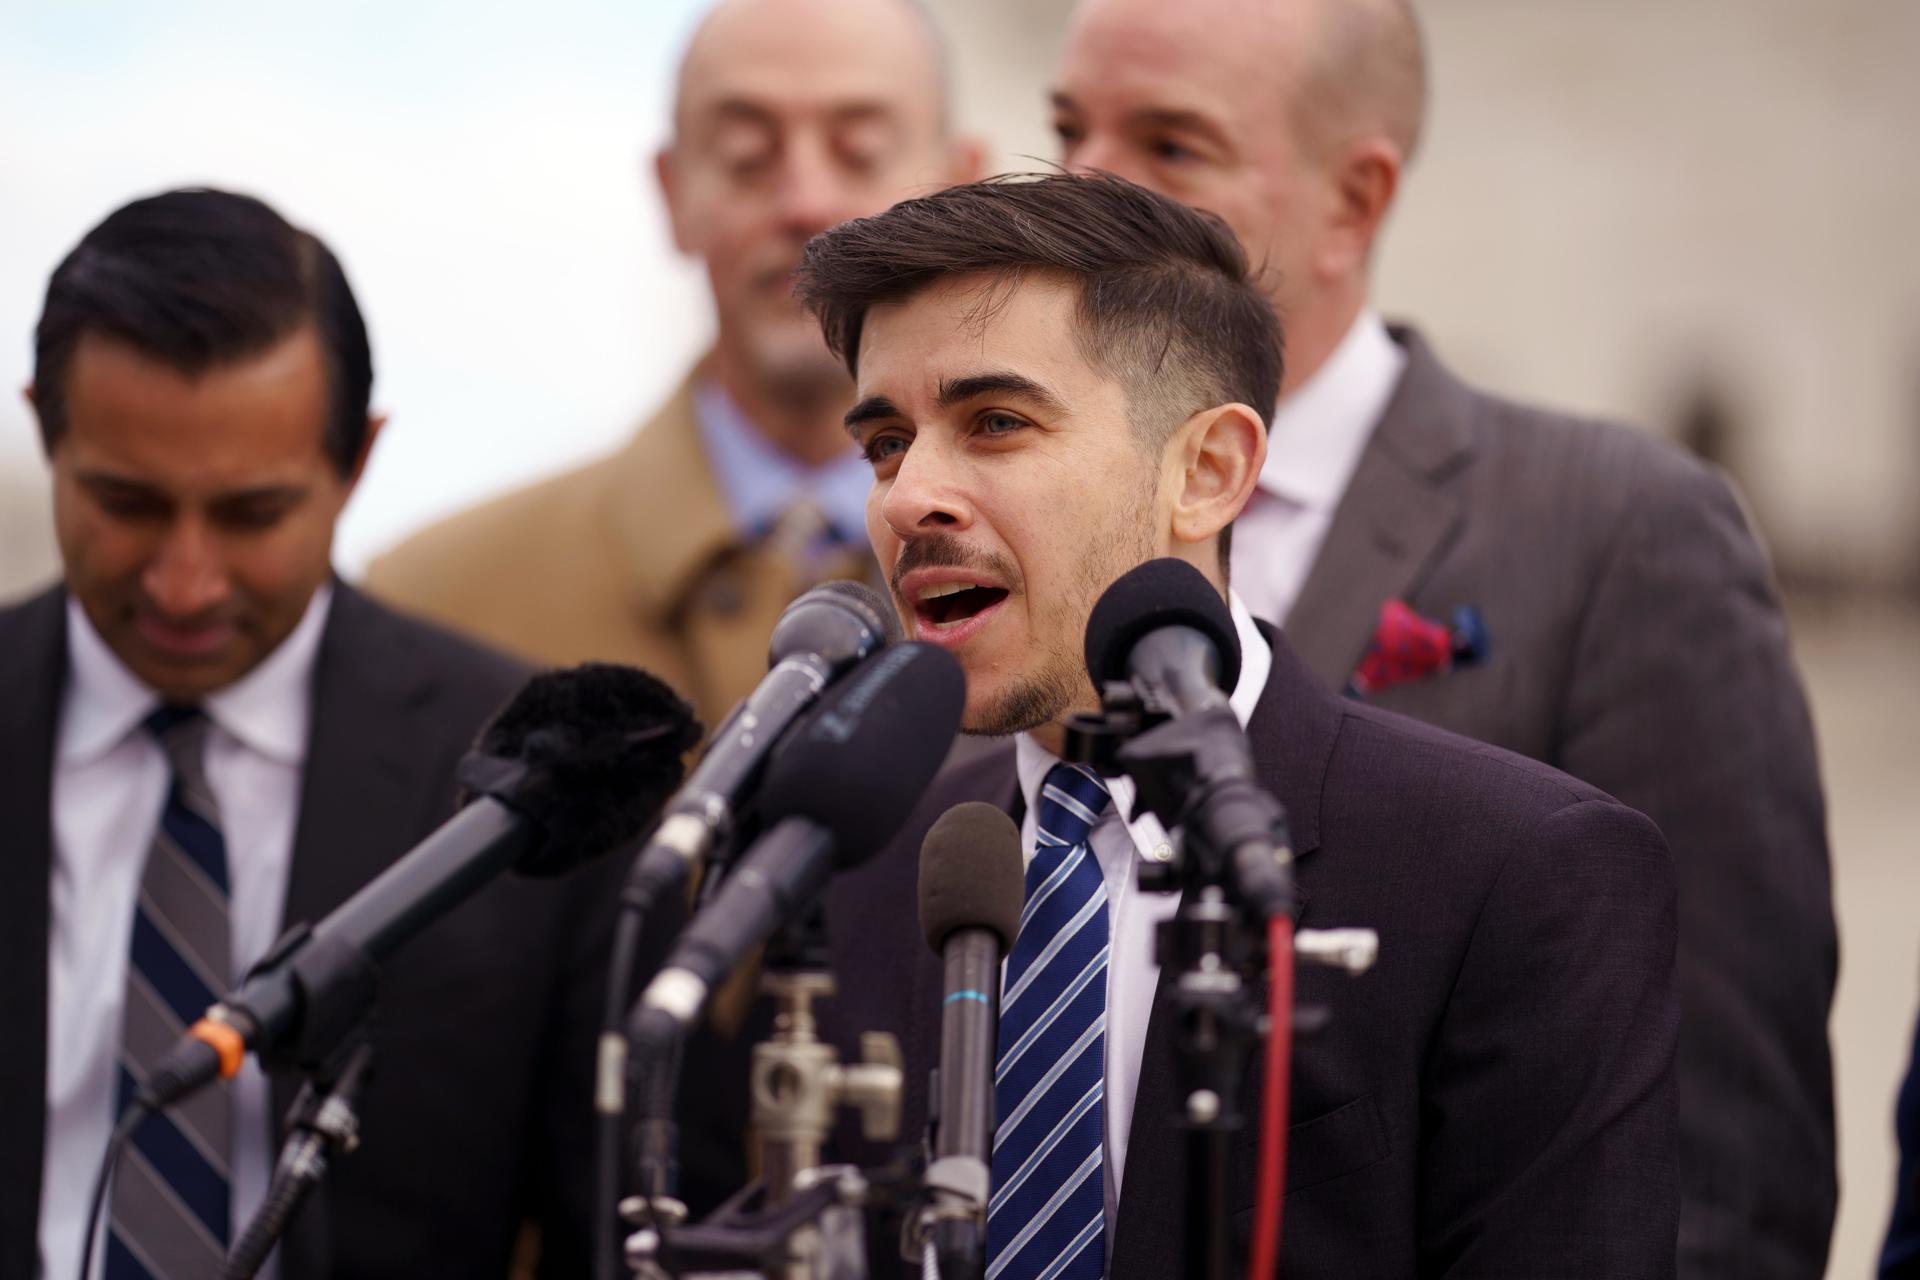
[917,582,976,602]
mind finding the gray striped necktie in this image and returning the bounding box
[108,705,233,1278]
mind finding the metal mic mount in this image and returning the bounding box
[223,1038,377,1280]
[753,970,903,1207]
[625,913,903,1279]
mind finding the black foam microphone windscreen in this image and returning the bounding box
[919,802,1025,955]
[462,663,702,876]
[1083,557,1241,693]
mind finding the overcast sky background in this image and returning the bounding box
[0,0,718,574]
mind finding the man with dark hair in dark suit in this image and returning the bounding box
[1,188,623,1279]
[1048,2,1835,1275]
[793,171,1678,1279]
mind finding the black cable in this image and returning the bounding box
[78,1099,151,1280]
[223,1134,323,1280]
[596,902,650,1280]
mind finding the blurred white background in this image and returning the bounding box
[1,2,1914,1274]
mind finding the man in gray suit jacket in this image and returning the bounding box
[1051,0,1835,1275]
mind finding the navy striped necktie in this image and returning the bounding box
[108,705,233,1278]
[988,762,1113,1280]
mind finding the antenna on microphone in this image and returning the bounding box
[915,803,1024,1280]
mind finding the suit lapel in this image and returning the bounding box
[1283,328,1477,689]
[271,583,447,1280]
[1110,630,1338,1280]
[0,588,65,1280]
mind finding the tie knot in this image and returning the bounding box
[1035,762,1112,850]
[143,704,211,778]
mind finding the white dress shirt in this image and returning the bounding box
[40,587,330,1280]
[1012,591,1273,1233]
[1230,312,1407,627]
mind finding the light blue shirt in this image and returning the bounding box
[692,380,872,545]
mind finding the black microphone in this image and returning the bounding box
[1084,557,1240,717]
[1083,559,1292,919]
[621,579,899,911]
[140,663,699,1109]
[917,803,1025,1280]
[635,641,966,1028]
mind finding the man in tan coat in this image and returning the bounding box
[367,0,981,729]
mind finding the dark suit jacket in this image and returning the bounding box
[1884,1006,1920,1277]
[0,581,624,1279]
[1274,328,1835,1278]
[822,628,1680,1279]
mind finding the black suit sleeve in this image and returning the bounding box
[1419,798,1678,1278]
[1557,454,1836,1277]
[1884,1005,1920,1278]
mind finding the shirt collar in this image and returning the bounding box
[1258,311,1406,511]
[57,584,332,767]
[691,379,872,544]
[1015,588,1273,833]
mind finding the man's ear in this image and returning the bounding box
[945,134,990,186]
[343,413,388,492]
[1314,137,1401,281]
[23,382,55,459]
[1168,401,1266,550]
[654,146,698,255]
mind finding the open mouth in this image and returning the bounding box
[913,580,1010,630]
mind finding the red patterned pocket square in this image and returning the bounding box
[1345,599,1489,698]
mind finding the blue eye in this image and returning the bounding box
[979,412,1026,436]
[863,435,908,464]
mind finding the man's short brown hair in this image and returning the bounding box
[794,171,1283,446]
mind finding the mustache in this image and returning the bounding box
[890,534,1021,597]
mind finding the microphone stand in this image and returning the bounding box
[223,1037,377,1280]
[1067,685,1376,1280]
[624,909,904,1279]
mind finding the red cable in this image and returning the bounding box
[1249,915,1294,1280]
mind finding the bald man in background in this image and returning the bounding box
[367,0,981,731]
[1051,1,1834,1275]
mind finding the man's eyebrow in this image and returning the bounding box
[77,470,309,505]
[1049,91,1229,151]
[844,395,905,435]
[937,372,1069,417]
[76,468,160,494]
[701,98,780,131]
[826,101,903,127]
[210,483,310,506]
[1130,106,1232,150]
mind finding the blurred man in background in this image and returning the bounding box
[0,188,627,1280]
[1049,0,1835,1274]
[366,0,982,731]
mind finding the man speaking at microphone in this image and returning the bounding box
[793,172,1679,1278]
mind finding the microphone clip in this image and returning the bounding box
[223,1037,377,1280]
[231,922,381,1074]
[1062,679,1168,777]
[1069,686,1293,920]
